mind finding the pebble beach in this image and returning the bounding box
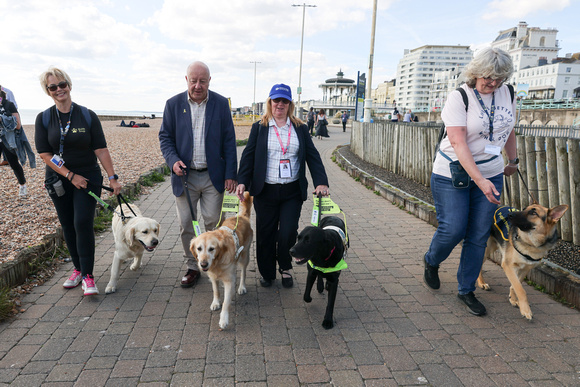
[0,119,251,265]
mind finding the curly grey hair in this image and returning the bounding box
[463,47,514,88]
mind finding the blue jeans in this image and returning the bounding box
[425,173,503,294]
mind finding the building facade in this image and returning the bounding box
[395,45,472,111]
[517,56,580,100]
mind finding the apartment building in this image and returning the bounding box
[517,55,580,99]
[395,45,472,111]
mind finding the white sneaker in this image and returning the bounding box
[82,275,99,295]
[63,269,82,288]
[19,185,27,197]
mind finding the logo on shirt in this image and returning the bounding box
[71,128,86,134]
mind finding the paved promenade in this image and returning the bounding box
[1,126,580,386]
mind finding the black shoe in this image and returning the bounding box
[423,253,440,289]
[458,292,487,316]
[279,270,293,288]
[260,277,273,287]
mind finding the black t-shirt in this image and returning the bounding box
[34,104,106,173]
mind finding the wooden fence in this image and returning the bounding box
[351,121,580,245]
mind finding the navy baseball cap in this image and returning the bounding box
[269,84,292,101]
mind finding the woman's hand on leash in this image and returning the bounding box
[173,161,186,176]
[71,174,88,190]
[225,179,236,194]
[476,178,501,204]
[504,164,518,176]
[110,179,122,195]
[235,184,246,201]
[314,185,330,197]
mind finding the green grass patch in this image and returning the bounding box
[94,211,114,233]
[0,287,13,321]
[141,171,166,187]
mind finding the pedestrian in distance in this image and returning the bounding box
[307,107,315,136]
[423,47,518,316]
[341,110,349,132]
[35,67,122,296]
[391,107,399,122]
[403,109,412,122]
[235,83,329,288]
[315,108,329,139]
[159,61,238,289]
[0,88,27,196]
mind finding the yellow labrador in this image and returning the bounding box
[105,204,160,294]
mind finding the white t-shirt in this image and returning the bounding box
[433,84,516,179]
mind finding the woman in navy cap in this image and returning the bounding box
[236,84,329,288]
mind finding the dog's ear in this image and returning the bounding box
[548,205,569,223]
[125,225,136,245]
[189,238,198,259]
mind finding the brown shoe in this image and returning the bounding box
[181,269,200,288]
[0,161,9,166]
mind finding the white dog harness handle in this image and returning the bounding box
[219,225,244,259]
[323,225,348,251]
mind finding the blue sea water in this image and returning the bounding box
[18,108,163,125]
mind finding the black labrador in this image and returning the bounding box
[289,216,348,329]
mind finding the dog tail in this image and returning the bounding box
[240,192,253,218]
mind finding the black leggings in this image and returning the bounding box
[0,142,25,185]
[49,169,102,277]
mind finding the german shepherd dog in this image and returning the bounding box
[477,203,568,320]
[289,216,348,329]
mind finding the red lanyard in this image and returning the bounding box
[273,123,292,155]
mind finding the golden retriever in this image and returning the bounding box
[190,192,253,330]
[105,204,160,294]
[477,203,568,320]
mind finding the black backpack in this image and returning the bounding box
[434,84,514,160]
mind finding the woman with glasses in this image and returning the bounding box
[35,67,122,296]
[423,47,518,316]
[236,84,329,288]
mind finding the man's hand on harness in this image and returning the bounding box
[173,161,187,176]
[225,179,237,194]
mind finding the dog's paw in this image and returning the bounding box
[509,296,519,307]
[322,318,334,329]
[219,310,229,330]
[105,284,116,294]
[520,305,533,320]
[130,262,141,271]
[304,295,312,303]
[477,281,491,291]
[237,285,247,295]
[210,301,221,311]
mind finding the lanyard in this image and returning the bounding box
[473,88,495,141]
[273,122,292,156]
[57,103,74,156]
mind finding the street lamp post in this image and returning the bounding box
[250,61,261,118]
[363,0,378,123]
[292,3,316,120]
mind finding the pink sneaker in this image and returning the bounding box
[82,275,99,295]
[63,269,82,289]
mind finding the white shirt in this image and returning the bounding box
[265,117,300,184]
[434,84,516,179]
[188,94,208,169]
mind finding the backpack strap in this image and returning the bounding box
[41,104,92,129]
[506,84,515,103]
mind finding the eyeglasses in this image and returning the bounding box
[482,77,506,86]
[272,98,290,104]
[46,81,69,92]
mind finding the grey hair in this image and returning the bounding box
[463,47,514,88]
[39,67,73,96]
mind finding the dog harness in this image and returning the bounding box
[307,225,349,273]
[493,205,517,241]
[219,225,244,259]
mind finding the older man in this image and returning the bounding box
[159,61,237,288]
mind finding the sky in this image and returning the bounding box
[1,0,579,114]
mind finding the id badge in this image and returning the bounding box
[484,144,501,156]
[51,154,65,168]
[279,159,291,178]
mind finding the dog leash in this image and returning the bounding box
[504,169,538,206]
[179,167,202,237]
[85,181,137,221]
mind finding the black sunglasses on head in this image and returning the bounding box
[46,81,68,92]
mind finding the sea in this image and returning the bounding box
[18,108,163,125]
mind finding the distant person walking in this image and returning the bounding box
[0,88,27,196]
[159,61,238,289]
[341,111,349,132]
[315,109,329,139]
[307,107,315,136]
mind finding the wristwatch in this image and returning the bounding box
[508,157,519,165]
[108,174,119,181]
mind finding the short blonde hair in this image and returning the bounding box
[463,47,514,88]
[260,97,304,127]
[39,67,73,96]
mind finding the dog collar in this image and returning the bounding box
[308,258,348,273]
[512,229,543,262]
[219,226,244,259]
